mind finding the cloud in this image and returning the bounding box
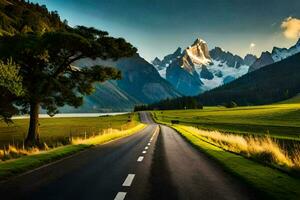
[281,17,300,39]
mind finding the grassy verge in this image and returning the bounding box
[0,144,89,180]
[173,125,300,200]
[0,114,146,180]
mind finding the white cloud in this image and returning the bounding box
[281,17,300,40]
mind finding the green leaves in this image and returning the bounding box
[0,58,24,96]
[0,25,136,119]
[0,58,24,123]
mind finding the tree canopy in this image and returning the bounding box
[0,59,24,123]
[0,26,137,146]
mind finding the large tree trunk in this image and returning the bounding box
[25,102,40,147]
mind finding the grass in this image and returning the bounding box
[0,113,146,180]
[173,125,300,200]
[0,113,134,147]
[71,123,146,145]
[0,144,89,180]
[152,102,300,140]
[175,125,300,171]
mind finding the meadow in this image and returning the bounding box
[0,114,145,179]
[0,113,135,147]
[152,96,300,141]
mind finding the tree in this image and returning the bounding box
[0,59,24,123]
[0,26,137,146]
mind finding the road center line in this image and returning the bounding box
[122,174,135,186]
[114,192,127,200]
[145,146,149,150]
[148,143,151,145]
[137,156,144,162]
[142,151,147,154]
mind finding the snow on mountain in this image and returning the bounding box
[198,60,249,90]
[153,38,252,96]
[249,38,300,72]
[152,47,182,78]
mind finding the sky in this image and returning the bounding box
[30,0,300,61]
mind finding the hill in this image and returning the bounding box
[68,54,181,112]
[196,52,300,106]
[0,0,66,35]
[278,94,300,104]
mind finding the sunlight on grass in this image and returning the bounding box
[173,125,300,200]
[176,125,300,170]
[71,124,146,145]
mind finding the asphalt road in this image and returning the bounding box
[0,112,260,200]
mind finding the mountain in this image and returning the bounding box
[248,38,300,72]
[153,38,253,96]
[248,52,274,72]
[68,54,181,112]
[210,47,244,68]
[148,52,300,109]
[197,52,300,105]
[152,47,182,78]
[244,54,257,66]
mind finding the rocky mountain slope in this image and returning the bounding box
[249,38,300,72]
[67,54,181,112]
[153,38,254,96]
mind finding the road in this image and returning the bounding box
[0,112,260,200]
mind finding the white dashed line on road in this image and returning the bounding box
[114,192,127,200]
[145,146,148,150]
[137,156,144,162]
[148,143,151,146]
[122,174,135,187]
[142,151,147,154]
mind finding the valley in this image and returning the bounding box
[0,0,300,200]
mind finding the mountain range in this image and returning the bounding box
[69,37,300,111]
[152,38,257,96]
[249,38,300,72]
[146,51,300,109]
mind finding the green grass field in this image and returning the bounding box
[153,97,300,140]
[0,113,134,147]
[0,113,145,180]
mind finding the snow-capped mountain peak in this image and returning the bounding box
[184,38,212,66]
[152,37,253,96]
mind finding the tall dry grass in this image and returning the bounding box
[179,125,300,169]
[0,145,42,161]
[71,124,146,145]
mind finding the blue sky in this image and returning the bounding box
[31,0,300,61]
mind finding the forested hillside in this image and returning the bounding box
[0,0,66,36]
[196,52,300,105]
